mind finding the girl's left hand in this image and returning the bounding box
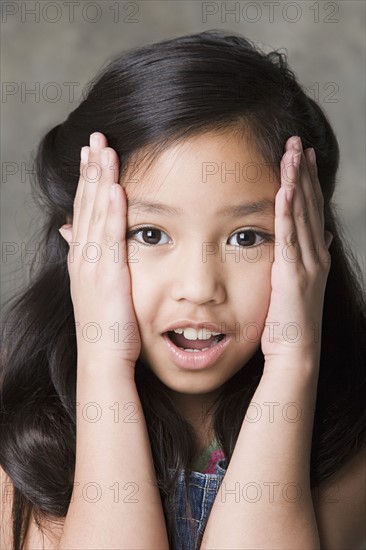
[261,137,333,368]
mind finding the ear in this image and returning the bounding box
[324,231,334,249]
[58,225,72,243]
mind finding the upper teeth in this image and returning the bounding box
[172,327,222,340]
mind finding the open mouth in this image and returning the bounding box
[164,331,226,352]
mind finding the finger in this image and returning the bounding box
[100,181,133,296]
[297,147,326,265]
[75,132,108,249]
[71,146,89,243]
[286,136,322,270]
[287,138,325,237]
[281,146,315,270]
[274,177,298,273]
[87,147,119,247]
[304,147,325,230]
[302,148,322,228]
[290,139,329,266]
[303,147,330,260]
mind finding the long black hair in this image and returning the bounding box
[1,29,365,549]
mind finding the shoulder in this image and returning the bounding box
[1,465,65,550]
[311,446,366,549]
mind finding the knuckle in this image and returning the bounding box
[86,162,101,182]
[91,209,103,225]
[297,209,308,225]
[81,192,93,210]
[102,231,117,248]
[308,165,316,180]
[286,230,297,247]
[310,194,318,211]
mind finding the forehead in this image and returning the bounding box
[121,132,279,204]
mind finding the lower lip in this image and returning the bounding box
[162,333,231,370]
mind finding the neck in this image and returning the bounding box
[165,388,220,452]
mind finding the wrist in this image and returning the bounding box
[263,352,320,378]
[77,353,136,382]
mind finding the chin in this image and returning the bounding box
[161,370,230,395]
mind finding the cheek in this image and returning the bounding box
[233,260,272,320]
[128,260,158,322]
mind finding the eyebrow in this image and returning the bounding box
[127,198,275,218]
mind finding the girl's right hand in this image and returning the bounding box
[58,132,141,376]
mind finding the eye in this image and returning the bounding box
[126,226,171,246]
[228,229,273,248]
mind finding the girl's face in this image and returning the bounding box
[124,132,279,398]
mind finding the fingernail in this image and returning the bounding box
[90,133,99,151]
[308,148,316,164]
[292,137,303,152]
[81,146,89,163]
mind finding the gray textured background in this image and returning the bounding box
[1,0,365,308]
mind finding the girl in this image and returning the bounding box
[1,30,365,549]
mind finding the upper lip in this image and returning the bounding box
[162,320,227,334]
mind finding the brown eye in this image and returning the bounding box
[140,228,162,245]
[228,230,273,248]
[126,227,171,246]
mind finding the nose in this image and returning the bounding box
[169,243,226,305]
